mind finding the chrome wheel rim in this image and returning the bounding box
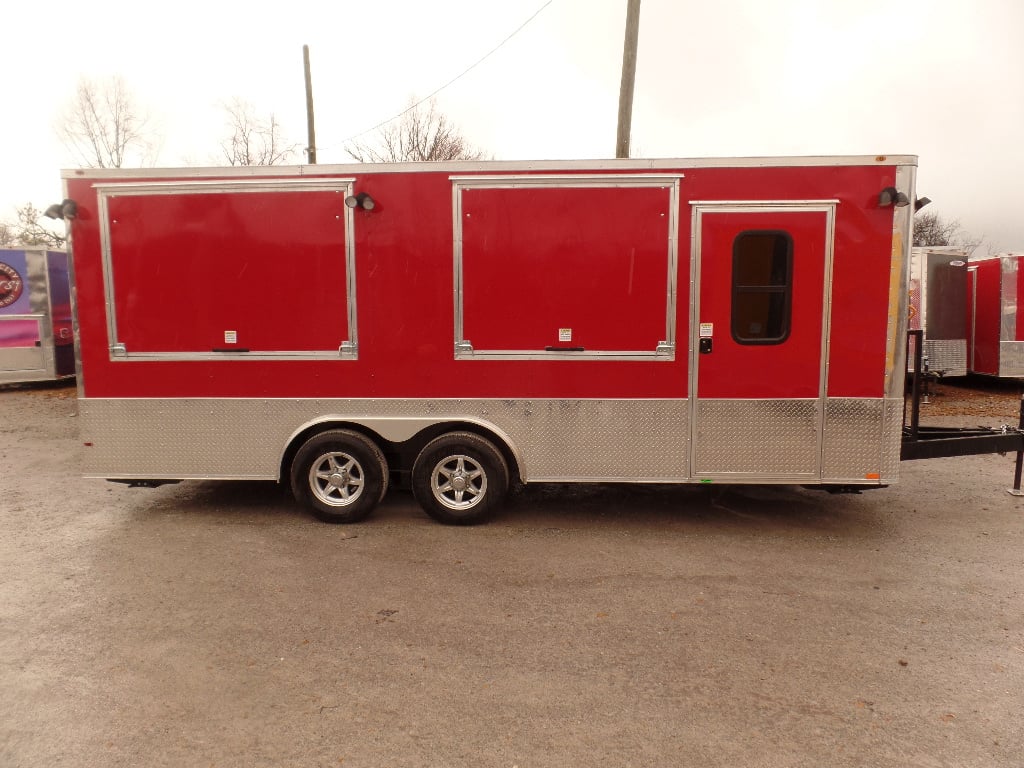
[430,454,487,510]
[310,452,365,507]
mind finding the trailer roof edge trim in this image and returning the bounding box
[61,155,918,179]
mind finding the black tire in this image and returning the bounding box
[412,432,509,525]
[291,429,387,524]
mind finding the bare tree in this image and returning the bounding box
[0,204,66,248]
[56,76,158,168]
[220,99,297,166]
[345,99,484,163]
[914,211,983,254]
[913,212,958,247]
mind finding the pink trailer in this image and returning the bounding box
[0,248,74,384]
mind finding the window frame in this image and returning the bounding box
[450,174,681,361]
[96,179,359,361]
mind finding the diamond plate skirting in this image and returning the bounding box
[693,399,820,476]
[79,398,691,482]
[821,398,903,482]
[822,399,882,480]
[881,398,904,482]
[79,396,900,485]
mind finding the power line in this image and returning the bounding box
[337,0,554,146]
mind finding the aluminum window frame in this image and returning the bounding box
[450,174,682,361]
[96,178,358,361]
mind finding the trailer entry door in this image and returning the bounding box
[691,203,834,479]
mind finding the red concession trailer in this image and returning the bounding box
[967,253,1024,377]
[60,156,917,523]
[908,246,968,377]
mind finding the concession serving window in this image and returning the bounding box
[97,179,357,360]
[451,174,680,360]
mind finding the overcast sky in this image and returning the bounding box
[2,0,1021,251]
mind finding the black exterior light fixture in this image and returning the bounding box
[915,196,932,212]
[344,192,376,211]
[44,198,78,220]
[878,186,910,208]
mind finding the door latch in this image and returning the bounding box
[699,338,713,354]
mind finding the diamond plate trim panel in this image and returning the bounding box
[820,398,901,483]
[693,399,820,476]
[822,399,884,481]
[923,339,967,377]
[999,341,1024,377]
[881,398,903,482]
[79,398,690,482]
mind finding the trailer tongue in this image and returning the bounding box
[900,329,1024,494]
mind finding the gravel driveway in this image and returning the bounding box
[1,381,1022,768]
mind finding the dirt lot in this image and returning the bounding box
[916,376,1023,419]
[1,380,1022,768]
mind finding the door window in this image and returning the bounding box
[731,230,792,344]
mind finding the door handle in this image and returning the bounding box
[699,338,713,354]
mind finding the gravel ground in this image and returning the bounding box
[915,376,1023,419]
[1,380,1022,768]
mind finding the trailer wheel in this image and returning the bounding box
[291,430,387,524]
[412,432,509,525]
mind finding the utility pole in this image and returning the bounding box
[615,0,641,159]
[303,45,317,164]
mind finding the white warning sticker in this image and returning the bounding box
[699,323,713,338]
[558,328,572,342]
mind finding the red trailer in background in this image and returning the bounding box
[967,253,1024,377]
[59,156,922,523]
